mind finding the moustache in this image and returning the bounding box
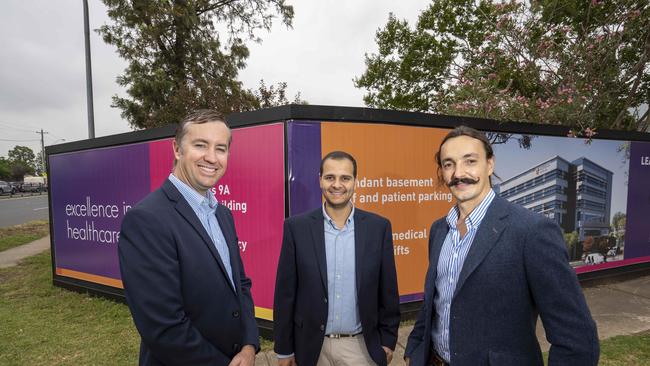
[448,177,480,187]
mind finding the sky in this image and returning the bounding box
[0,0,429,158]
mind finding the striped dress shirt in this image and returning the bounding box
[431,189,496,362]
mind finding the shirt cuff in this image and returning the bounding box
[276,353,295,359]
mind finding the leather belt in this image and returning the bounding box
[428,350,449,366]
[325,332,362,338]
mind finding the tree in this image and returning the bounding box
[582,235,594,254]
[0,157,11,180]
[355,0,650,134]
[563,230,579,259]
[254,79,307,109]
[7,146,36,181]
[611,211,626,244]
[99,0,295,129]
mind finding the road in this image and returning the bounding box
[0,195,49,228]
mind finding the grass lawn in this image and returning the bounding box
[1,249,648,365]
[0,220,49,252]
[0,251,139,365]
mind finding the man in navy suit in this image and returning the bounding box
[274,151,400,366]
[405,126,599,366]
[119,110,258,366]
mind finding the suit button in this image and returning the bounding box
[323,297,327,303]
[233,310,240,318]
[320,324,325,331]
[233,343,240,351]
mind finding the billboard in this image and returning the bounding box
[49,123,285,320]
[288,121,454,301]
[47,105,650,320]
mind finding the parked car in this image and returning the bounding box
[584,253,605,265]
[0,180,13,194]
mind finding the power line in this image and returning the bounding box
[0,138,40,142]
[0,121,38,133]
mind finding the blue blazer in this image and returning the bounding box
[405,196,599,366]
[273,208,400,366]
[119,179,259,366]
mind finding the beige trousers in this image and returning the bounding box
[316,335,377,366]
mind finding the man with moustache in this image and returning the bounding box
[274,151,400,366]
[119,110,258,366]
[404,126,599,366]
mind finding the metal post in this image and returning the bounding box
[83,0,95,139]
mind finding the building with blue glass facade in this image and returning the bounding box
[496,156,613,241]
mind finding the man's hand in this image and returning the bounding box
[228,345,255,366]
[383,346,394,364]
[277,356,297,366]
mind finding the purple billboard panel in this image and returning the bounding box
[624,141,650,259]
[287,121,322,216]
[50,144,151,287]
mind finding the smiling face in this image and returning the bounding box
[172,121,231,195]
[319,157,356,210]
[439,135,494,212]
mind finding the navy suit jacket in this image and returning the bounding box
[405,196,599,366]
[119,179,259,366]
[273,207,400,366]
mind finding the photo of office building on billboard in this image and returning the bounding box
[497,156,613,240]
[492,135,628,266]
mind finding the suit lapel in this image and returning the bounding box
[216,207,238,294]
[453,197,508,299]
[310,209,328,294]
[163,180,236,294]
[426,220,448,308]
[353,209,367,295]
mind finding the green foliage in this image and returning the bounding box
[0,157,11,180]
[563,230,579,251]
[6,146,36,180]
[356,0,650,133]
[98,0,296,129]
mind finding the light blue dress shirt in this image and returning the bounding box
[432,189,495,362]
[168,174,235,289]
[322,204,362,335]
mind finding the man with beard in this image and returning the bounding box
[404,126,599,366]
[274,151,400,366]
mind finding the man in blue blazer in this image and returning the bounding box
[405,126,599,366]
[119,110,258,366]
[274,151,400,366]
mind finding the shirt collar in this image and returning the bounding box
[446,189,496,230]
[168,173,218,211]
[322,203,355,230]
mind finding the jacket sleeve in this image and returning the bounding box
[118,208,231,365]
[226,209,260,351]
[405,221,438,362]
[273,220,298,355]
[378,219,400,349]
[524,217,600,365]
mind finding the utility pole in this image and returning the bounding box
[36,129,49,176]
[83,0,95,138]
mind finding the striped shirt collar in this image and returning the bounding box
[168,173,218,211]
[322,203,355,231]
[446,189,495,230]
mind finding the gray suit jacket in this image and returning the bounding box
[405,196,599,365]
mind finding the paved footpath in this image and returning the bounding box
[0,235,50,269]
[1,238,649,365]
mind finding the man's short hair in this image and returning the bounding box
[320,151,357,178]
[435,125,497,185]
[175,109,231,147]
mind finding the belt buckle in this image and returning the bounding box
[328,334,341,339]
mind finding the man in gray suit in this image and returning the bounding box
[405,126,599,365]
